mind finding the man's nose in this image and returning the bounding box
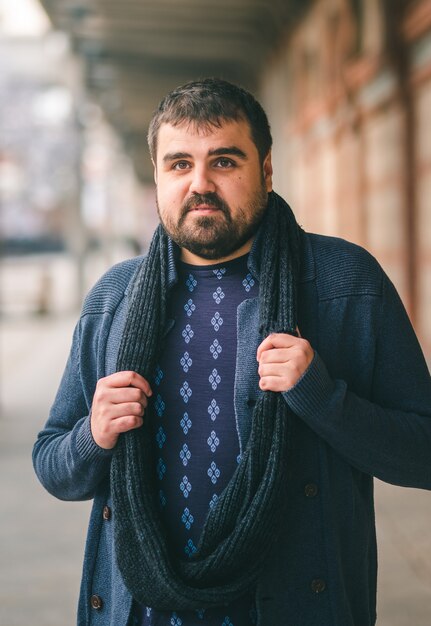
[189,166,216,195]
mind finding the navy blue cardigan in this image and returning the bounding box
[33,229,431,626]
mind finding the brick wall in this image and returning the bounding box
[409,4,431,360]
[260,0,431,362]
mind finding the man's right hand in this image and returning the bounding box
[90,371,152,449]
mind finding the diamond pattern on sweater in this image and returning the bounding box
[180,381,192,403]
[207,399,220,421]
[209,493,219,509]
[186,274,197,292]
[209,369,221,390]
[179,475,192,498]
[157,458,166,480]
[154,365,163,386]
[156,426,166,449]
[185,538,198,558]
[180,351,192,373]
[184,298,196,317]
[182,324,194,344]
[213,268,226,280]
[159,490,167,507]
[154,394,166,417]
[181,507,194,530]
[207,430,220,453]
[212,286,225,304]
[211,311,223,331]
[207,461,221,484]
[242,273,255,292]
[210,339,222,359]
[180,443,191,466]
[180,412,192,434]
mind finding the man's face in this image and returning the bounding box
[153,118,273,263]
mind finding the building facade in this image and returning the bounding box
[261,0,431,361]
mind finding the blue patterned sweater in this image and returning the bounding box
[140,255,258,626]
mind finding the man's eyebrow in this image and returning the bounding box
[162,151,192,163]
[162,146,248,164]
[208,146,247,159]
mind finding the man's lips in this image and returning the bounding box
[188,205,221,212]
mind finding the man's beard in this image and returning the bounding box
[157,186,268,260]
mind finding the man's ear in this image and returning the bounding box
[152,159,157,185]
[263,151,273,192]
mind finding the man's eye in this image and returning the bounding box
[215,158,234,168]
[173,161,190,170]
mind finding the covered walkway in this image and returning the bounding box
[1,312,430,625]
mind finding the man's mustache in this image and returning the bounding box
[182,193,229,214]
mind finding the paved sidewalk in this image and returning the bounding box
[0,315,90,626]
[0,315,430,625]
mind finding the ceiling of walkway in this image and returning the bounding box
[40,0,309,182]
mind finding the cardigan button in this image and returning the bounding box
[311,579,326,594]
[102,505,112,521]
[90,594,103,610]
[304,483,318,497]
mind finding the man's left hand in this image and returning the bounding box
[257,333,314,392]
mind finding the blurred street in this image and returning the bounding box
[0,313,90,626]
[0,313,430,626]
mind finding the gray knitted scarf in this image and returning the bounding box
[111,191,301,610]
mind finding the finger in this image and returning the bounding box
[102,371,153,396]
[127,371,153,397]
[259,361,307,385]
[96,401,145,421]
[257,333,299,360]
[116,401,146,417]
[108,387,148,407]
[94,386,148,412]
[258,348,292,364]
[258,363,289,378]
[112,414,144,433]
[259,376,293,393]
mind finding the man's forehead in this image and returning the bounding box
[156,119,255,156]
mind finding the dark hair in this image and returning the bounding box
[147,77,272,163]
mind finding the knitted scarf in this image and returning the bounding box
[111,191,301,610]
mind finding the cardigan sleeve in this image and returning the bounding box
[32,258,140,501]
[283,274,431,489]
[32,319,113,501]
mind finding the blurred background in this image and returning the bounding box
[1,0,430,624]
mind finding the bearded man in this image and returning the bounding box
[33,78,431,626]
